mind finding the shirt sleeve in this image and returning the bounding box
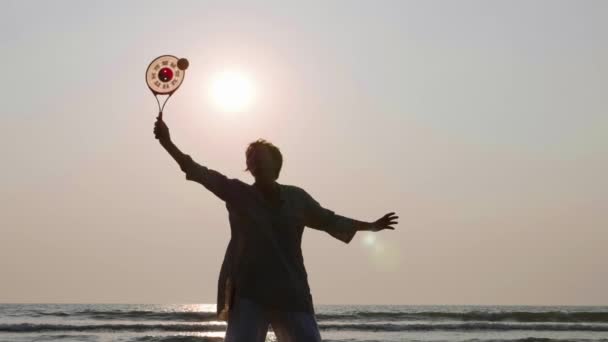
[300,188,357,244]
[179,154,240,203]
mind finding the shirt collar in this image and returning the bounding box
[253,181,286,205]
[277,183,287,203]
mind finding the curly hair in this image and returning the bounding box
[245,139,283,179]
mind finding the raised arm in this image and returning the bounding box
[153,115,239,203]
[299,188,398,244]
[154,115,189,168]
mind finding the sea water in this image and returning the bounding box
[1,304,607,342]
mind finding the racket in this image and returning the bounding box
[145,55,189,119]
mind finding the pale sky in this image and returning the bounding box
[1,0,606,305]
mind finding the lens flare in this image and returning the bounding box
[362,232,377,247]
[360,233,402,271]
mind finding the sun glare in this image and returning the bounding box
[209,71,255,112]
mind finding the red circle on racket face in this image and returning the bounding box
[146,55,185,94]
[158,68,174,82]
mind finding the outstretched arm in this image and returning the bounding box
[300,188,398,243]
[154,115,191,170]
[153,115,239,203]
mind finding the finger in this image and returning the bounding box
[384,212,396,218]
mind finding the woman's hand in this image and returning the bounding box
[369,212,398,231]
[153,115,171,143]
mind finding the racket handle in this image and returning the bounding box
[158,111,163,120]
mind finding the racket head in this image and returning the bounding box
[145,55,186,95]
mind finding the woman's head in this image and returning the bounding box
[245,139,283,184]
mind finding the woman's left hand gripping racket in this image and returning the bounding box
[145,55,189,119]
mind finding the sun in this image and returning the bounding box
[209,71,255,112]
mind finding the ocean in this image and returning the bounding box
[1,304,607,342]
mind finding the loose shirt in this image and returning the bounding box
[178,154,359,321]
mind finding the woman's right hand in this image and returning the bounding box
[154,115,171,143]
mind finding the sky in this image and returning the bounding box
[0,0,606,305]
